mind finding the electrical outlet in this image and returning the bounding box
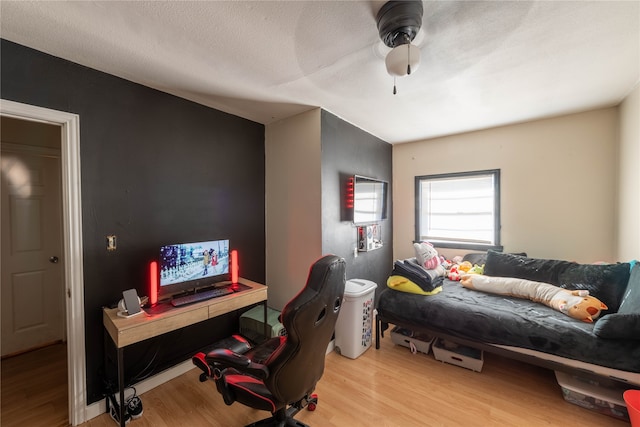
[107,235,117,251]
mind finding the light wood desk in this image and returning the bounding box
[103,278,267,426]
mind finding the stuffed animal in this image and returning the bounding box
[467,264,484,275]
[413,242,443,270]
[448,265,461,281]
[458,261,473,272]
[460,274,608,323]
[447,262,482,281]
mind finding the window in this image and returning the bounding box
[415,169,502,251]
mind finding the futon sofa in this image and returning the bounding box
[376,251,640,385]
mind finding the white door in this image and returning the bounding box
[1,144,66,357]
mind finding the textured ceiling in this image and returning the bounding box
[1,1,639,144]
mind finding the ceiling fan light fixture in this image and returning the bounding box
[376,1,424,94]
[385,42,420,77]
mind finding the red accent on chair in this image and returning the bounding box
[225,375,277,413]
[191,352,211,377]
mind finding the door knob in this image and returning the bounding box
[49,256,59,263]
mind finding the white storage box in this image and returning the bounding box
[555,371,631,421]
[390,327,434,355]
[432,338,483,372]
[335,279,377,359]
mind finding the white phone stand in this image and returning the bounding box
[117,309,144,318]
[117,289,145,318]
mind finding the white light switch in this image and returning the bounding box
[107,235,117,251]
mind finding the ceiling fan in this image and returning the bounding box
[376,0,424,94]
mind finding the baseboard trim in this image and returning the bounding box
[84,360,196,421]
[326,339,335,354]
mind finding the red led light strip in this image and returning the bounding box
[231,250,239,284]
[149,261,158,306]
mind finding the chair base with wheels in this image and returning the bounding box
[242,393,318,427]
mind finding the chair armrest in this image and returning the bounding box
[205,348,269,380]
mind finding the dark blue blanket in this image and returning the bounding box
[377,279,640,373]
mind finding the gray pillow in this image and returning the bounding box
[484,251,573,284]
[593,312,640,340]
[484,251,631,312]
[556,263,630,313]
[462,252,527,266]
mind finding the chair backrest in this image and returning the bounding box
[264,255,346,405]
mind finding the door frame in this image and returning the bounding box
[1,99,86,425]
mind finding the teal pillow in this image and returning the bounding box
[618,263,640,314]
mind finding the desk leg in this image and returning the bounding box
[103,329,110,413]
[118,347,126,427]
[263,302,268,340]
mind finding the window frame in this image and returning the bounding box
[414,169,503,251]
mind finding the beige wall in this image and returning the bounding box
[265,108,322,310]
[393,108,620,263]
[618,84,640,261]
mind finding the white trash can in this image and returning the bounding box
[335,279,378,359]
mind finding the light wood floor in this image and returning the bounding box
[81,334,628,427]
[1,342,69,427]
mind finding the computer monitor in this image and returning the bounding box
[158,239,229,299]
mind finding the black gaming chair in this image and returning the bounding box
[192,255,346,427]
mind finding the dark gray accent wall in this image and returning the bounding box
[320,110,393,292]
[1,39,265,403]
